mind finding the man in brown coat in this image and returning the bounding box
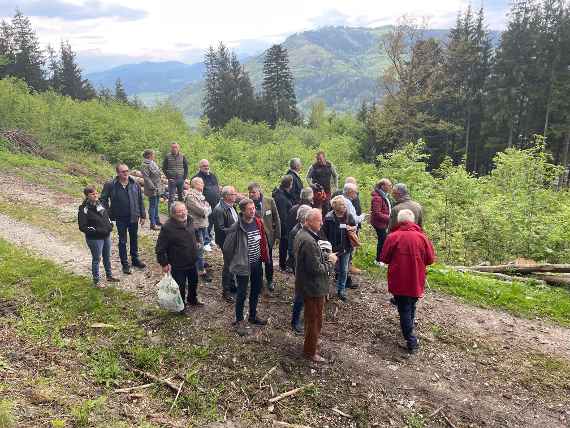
[388,183,424,232]
[248,182,281,291]
[294,208,336,362]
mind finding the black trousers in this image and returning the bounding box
[278,236,288,270]
[394,295,418,349]
[171,266,199,304]
[222,253,236,293]
[235,261,263,322]
[375,227,387,262]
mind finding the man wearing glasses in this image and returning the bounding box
[101,163,147,274]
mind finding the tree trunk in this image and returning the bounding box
[468,264,570,274]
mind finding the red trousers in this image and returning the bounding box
[303,296,325,357]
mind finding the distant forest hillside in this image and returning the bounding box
[169,26,500,122]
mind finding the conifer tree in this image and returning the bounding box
[0,20,14,78]
[10,9,45,91]
[262,44,298,127]
[114,78,128,103]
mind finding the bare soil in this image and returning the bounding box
[1,172,569,427]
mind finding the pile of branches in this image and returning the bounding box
[0,129,52,158]
[454,261,570,287]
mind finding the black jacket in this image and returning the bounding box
[271,187,295,235]
[212,200,237,247]
[286,169,304,203]
[155,217,200,270]
[78,200,113,239]
[100,176,146,223]
[287,199,313,234]
[322,211,356,254]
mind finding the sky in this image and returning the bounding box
[0,0,510,73]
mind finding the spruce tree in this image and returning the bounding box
[59,41,84,99]
[10,9,45,91]
[262,44,298,127]
[0,20,14,77]
[114,78,128,103]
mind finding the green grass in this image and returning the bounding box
[0,400,14,428]
[0,148,113,196]
[428,266,570,326]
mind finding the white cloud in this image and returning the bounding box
[1,0,509,70]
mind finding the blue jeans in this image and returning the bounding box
[115,220,139,267]
[394,295,419,349]
[85,236,112,281]
[335,251,351,295]
[291,291,304,327]
[148,195,160,226]
[196,227,208,272]
[235,261,263,322]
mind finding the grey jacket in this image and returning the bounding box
[223,216,269,276]
[100,176,146,223]
[140,158,162,197]
[389,196,424,232]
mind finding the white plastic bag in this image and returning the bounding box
[157,273,184,312]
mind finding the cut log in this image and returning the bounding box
[530,274,570,287]
[453,268,547,285]
[468,264,570,274]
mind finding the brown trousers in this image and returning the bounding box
[303,295,325,357]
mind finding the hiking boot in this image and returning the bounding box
[248,317,267,326]
[337,293,348,303]
[222,292,234,303]
[132,260,146,269]
[200,272,212,283]
[233,320,249,337]
[291,324,304,335]
[122,265,132,275]
[106,276,120,283]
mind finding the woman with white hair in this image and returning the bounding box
[185,176,212,283]
[380,209,435,354]
[322,195,357,302]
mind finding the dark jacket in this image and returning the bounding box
[307,161,338,194]
[271,187,295,236]
[380,221,435,298]
[223,216,270,276]
[78,200,113,239]
[322,211,356,254]
[162,153,188,180]
[287,199,313,234]
[294,227,333,297]
[212,200,237,247]
[370,189,391,230]
[254,196,281,247]
[389,196,423,232]
[286,169,304,203]
[193,170,220,207]
[287,222,302,270]
[100,176,146,223]
[155,217,200,270]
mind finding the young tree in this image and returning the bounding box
[262,44,298,127]
[114,78,128,103]
[308,99,326,129]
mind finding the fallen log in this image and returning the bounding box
[453,268,547,285]
[530,273,570,287]
[468,264,570,274]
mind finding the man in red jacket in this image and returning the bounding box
[380,209,435,354]
[370,178,392,266]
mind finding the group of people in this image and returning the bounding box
[78,145,435,362]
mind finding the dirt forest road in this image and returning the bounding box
[1,171,569,427]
